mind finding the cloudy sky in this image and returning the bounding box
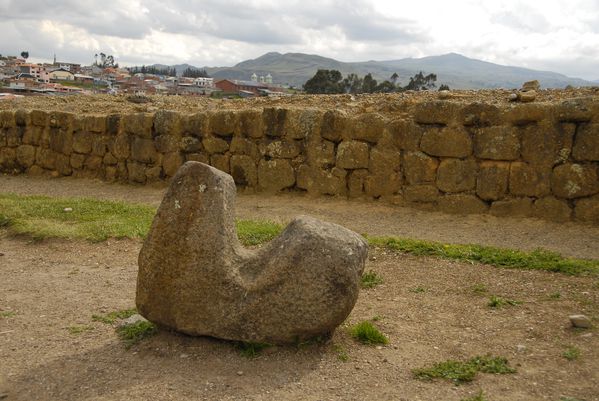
[1,0,598,80]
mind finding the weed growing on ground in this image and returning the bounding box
[471,284,488,294]
[361,271,383,289]
[92,308,137,324]
[236,342,271,358]
[0,214,10,228]
[67,325,94,335]
[350,321,388,345]
[488,295,521,308]
[333,344,349,362]
[563,346,581,361]
[413,355,515,384]
[117,320,157,348]
[409,286,426,293]
[0,311,16,318]
[549,292,562,299]
[461,390,487,401]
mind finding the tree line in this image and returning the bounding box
[303,69,448,94]
[127,66,210,78]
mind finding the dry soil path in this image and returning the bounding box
[1,174,598,259]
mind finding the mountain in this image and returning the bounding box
[200,52,594,89]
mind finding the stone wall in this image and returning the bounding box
[1,99,598,223]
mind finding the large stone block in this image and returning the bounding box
[413,101,459,125]
[127,161,147,184]
[55,154,72,176]
[137,162,367,344]
[180,136,203,153]
[509,162,551,197]
[297,165,347,196]
[364,173,401,198]
[520,121,574,166]
[320,110,348,142]
[420,126,472,158]
[131,137,159,164]
[503,103,549,125]
[155,135,181,153]
[369,147,400,175]
[22,126,44,146]
[4,127,22,147]
[84,155,103,171]
[490,198,532,217]
[36,148,57,170]
[230,137,260,160]
[258,159,295,192]
[210,153,230,174]
[389,120,422,151]
[265,140,300,159]
[91,135,109,157]
[16,145,36,168]
[551,163,599,199]
[0,148,17,170]
[262,107,287,137]
[403,151,438,184]
[209,110,238,137]
[15,110,30,127]
[473,125,520,160]
[186,112,208,138]
[403,185,439,203]
[30,110,49,126]
[49,128,72,155]
[0,110,16,128]
[572,123,599,161]
[533,196,572,222]
[285,109,321,139]
[111,134,131,160]
[72,132,93,154]
[230,155,258,187]
[122,113,153,138]
[437,194,488,215]
[203,136,229,154]
[154,110,183,136]
[336,140,369,169]
[106,114,121,135]
[70,153,85,169]
[306,140,335,168]
[574,196,599,223]
[459,103,502,127]
[349,113,386,143]
[84,115,107,133]
[348,169,368,197]
[436,158,477,193]
[476,161,510,201]
[162,152,183,177]
[238,109,263,138]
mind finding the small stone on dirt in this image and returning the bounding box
[117,314,147,328]
[569,314,592,328]
[237,371,244,376]
[516,344,527,353]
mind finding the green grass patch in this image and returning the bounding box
[461,390,487,401]
[488,295,521,308]
[116,320,157,348]
[236,341,271,358]
[361,270,384,289]
[0,311,16,318]
[350,321,389,345]
[549,292,562,299]
[414,355,515,384]
[0,193,154,241]
[236,219,283,246]
[67,325,94,335]
[471,284,488,294]
[563,346,581,361]
[368,236,599,276]
[92,308,137,324]
[333,344,349,362]
[409,286,426,293]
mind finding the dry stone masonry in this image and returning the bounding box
[0,96,598,223]
[136,161,368,344]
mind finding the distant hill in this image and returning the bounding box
[148,52,596,89]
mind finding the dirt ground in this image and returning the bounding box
[1,175,599,401]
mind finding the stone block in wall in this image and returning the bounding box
[180,136,203,153]
[258,159,295,192]
[265,140,300,159]
[163,152,183,177]
[146,166,163,182]
[403,151,438,184]
[504,103,549,125]
[211,153,230,174]
[72,131,93,154]
[36,148,57,170]
[230,137,259,160]
[413,101,459,125]
[55,154,72,176]
[122,113,153,138]
[306,140,335,168]
[105,166,117,182]
[131,137,159,164]
[230,155,258,187]
[84,155,103,172]
[238,109,263,138]
[320,110,347,142]
[336,140,369,169]
[209,110,238,137]
[0,110,16,128]
[533,196,572,222]
[554,98,595,122]
[202,136,229,154]
[436,158,477,193]
[27,165,46,176]
[0,129,6,148]
[15,110,30,127]
[285,109,322,139]
[390,120,422,151]
[551,163,599,199]
[437,194,488,215]
[420,126,472,158]
[403,185,439,203]
[155,135,180,153]
[476,161,509,201]
[127,161,147,184]
[520,121,573,166]
[4,127,22,147]
[369,147,400,174]
[84,115,107,133]
[186,112,208,138]
[185,153,209,164]
[49,112,74,130]
[111,134,131,160]
[509,162,551,197]
[350,113,386,143]
[16,145,36,168]
[459,103,502,127]
[575,196,599,223]
[70,153,85,169]
[48,129,72,155]
[30,110,49,126]
[348,169,368,198]
[91,136,108,157]
[489,198,532,217]
[262,107,286,137]
[22,126,44,146]
[154,110,183,136]
[106,114,121,136]
[473,125,520,160]
[364,173,401,198]
[297,165,346,196]
[572,123,599,161]
[0,148,17,170]
[103,152,118,166]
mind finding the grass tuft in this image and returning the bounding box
[333,344,349,362]
[471,284,488,294]
[350,321,389,345]
[0,311,16,318]
[236,342,271,358]
[414,355,515,384]
[67,325,94,335]
[368,236,599,276]
[461,390,487,401]
[116,320,157,348]
[488,295,521,308]
[361,270,384,289]
[563,346,581,361]
[92,308,137,324]
[236,219,283,246]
